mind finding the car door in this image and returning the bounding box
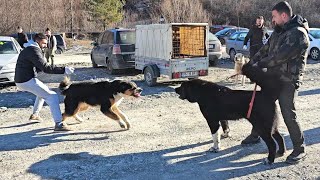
[226,32,239,54]
[236,32,249,56]
[92,33,105,65]
[308,34,314,54]
[96,31,113,66]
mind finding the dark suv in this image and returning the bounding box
[53,34,67,54]
[90,28,135,74]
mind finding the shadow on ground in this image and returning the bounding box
[24,127,319,179]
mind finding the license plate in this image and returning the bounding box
[209,44,215,49]
[181,71,198,78]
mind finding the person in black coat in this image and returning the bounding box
[16,26,28,48]
[243,16,270,59]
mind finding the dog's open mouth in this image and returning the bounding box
[133,92,141,97]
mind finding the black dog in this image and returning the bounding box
[175,64,285,164]
[59,77,142,129]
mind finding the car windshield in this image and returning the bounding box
[116,31,135,44]
[309,29,320,39]
[0,41,17,54]
[208,33,219,41]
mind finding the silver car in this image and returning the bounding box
[208,32,222,66]
[226,31,250,61]
[0,36,22,84]
[226,30,273,61]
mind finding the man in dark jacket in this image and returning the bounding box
[44,28,57,65]
[244,1,309,164]
[243,16,269,59]
[16,26,28,48]
[14,33,74,131]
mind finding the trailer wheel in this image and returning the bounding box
[144,66,157,86]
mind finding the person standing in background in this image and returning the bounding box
[17,26,28,48]
[44,28,57,66]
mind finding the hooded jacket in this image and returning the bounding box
[251,15,310,85]
[14,41,65,83]
[244,24,269,47]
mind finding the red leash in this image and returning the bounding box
[247,84,258,119]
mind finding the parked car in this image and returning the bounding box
[225,29,273,61]
[225,30,250,61]
[53,34,67,54]
[0,36,22,84]
[91,28,135,74]
[209,25,236,34]
[208,32,222,66]
[215,27,248,45]
[308,28,320,60]
[11,33,66,54]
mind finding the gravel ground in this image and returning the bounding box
[0,51,319,180]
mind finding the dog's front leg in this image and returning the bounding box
[207,121,221,153]
[111,106,131,129]
[209,129,221,153]
[105,109,126,129]
[101,105,126,129]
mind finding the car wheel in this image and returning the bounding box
[144,66,157,86]
[55,48,63,54]
[91,54,98,68]
[310,47,320,60]
[229,49,236,61]
[106,60,116,75]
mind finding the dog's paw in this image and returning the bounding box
[125,122,131,130]
[262,158,273,165]
[221,132,231,139]
[208,147,220,153]
[119,121,126,129]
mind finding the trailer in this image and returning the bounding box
[135,23,209,86]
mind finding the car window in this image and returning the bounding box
[97,33,104,45]
[101,31,113,44]
[226,29,236,36]
[54,35,63,45]
[0,41,17,54]
[215,28,231,36]
[116,31,135,44]
[229,33,238,40]
[101,32,109,44]
[237,32,248,41]
[309,30,320,39]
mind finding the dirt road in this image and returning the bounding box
[0,53,319,180]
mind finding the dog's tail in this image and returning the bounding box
[59,76,71,95]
